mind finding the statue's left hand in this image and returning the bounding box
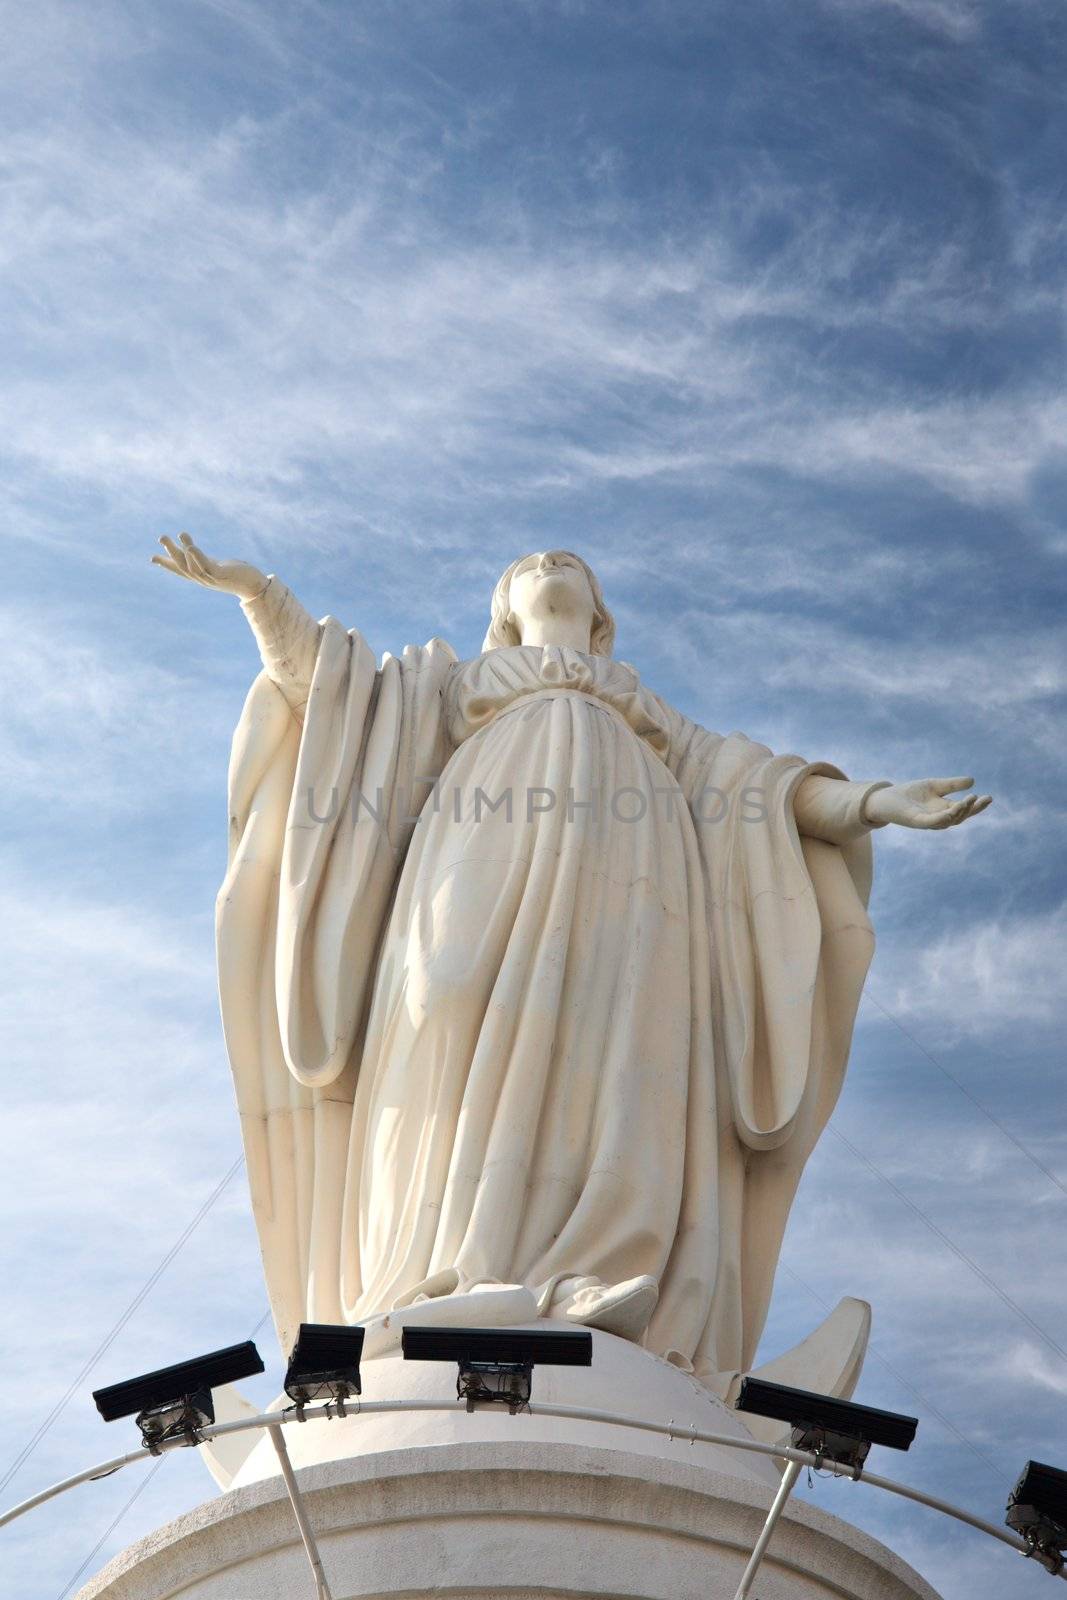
[864,777,993,830]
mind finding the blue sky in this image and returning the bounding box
[1,1,1065,1595]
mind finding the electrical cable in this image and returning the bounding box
[863,988,1067,1203]
[0,1155,245,1498]
[52,1309,273,1599]
[827,1121,1067,1367]
[54,1457,165,1600]
[778,1263,1009,1481]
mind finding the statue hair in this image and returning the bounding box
[482,553,616,656]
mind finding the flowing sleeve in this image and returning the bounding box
[240,576,322,717]
[216,617,457,1349]
[662,702,878,1371]
[793,773,891,843]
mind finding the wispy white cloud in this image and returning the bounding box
[820,0,983,43]
[0,66,1061,552]
[0,606,235,810]
[1004,1342,1067,1398]
[877,902,1067,1031]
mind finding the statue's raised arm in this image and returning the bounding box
[153,533,321,716]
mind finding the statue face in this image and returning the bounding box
[508,550,597,645]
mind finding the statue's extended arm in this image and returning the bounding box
[794,771,992,844]
[152,533,320,715]
[659,694,992,845]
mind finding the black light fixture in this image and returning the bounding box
[735,1377,917,1475]
[92,1341,264,1451]
[402,1325,593,1412]
[284,1323,364,1411]
[1006,1460,1067,1575]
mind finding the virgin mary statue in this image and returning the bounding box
[155,536,989,1392]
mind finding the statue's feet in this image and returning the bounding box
[562,1274,659,1340]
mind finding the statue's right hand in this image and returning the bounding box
[151,533,268,601]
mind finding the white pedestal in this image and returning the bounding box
[76,1333,941,1600]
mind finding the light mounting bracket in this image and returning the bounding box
[1007,1505,1067,1576]
[790,1422,870,1477]
[457,1359,533,1413]
[135,1387,214,1453]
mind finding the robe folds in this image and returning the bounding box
[218,619,876,1384]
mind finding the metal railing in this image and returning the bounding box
[2,1397,1061,1599]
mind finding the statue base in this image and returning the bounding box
[77,1333,941,1600]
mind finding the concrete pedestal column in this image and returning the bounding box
[76,1440,940,1600]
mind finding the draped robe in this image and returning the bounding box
[218,585,880,1385]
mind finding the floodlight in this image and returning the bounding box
[1006,1460,1067,1575]
[92,1341,264,1450]
[736,1378,917,1474]
[284,1323,364,1409]
[402,1326,592,1412]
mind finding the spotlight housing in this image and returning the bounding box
[1007,1460,1067,1575]
[284,1322,364,1409]
[735,1378,917,1474]
[401,1325,592,1412]
[92,1341,264,1450]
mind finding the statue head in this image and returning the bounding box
[482,550,615,655]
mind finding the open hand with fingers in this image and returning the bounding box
[152,533,268,601]
[863,776,993,830]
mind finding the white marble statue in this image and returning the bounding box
[154,536,990,1393]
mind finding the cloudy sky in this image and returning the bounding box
[1,0,1065,1595]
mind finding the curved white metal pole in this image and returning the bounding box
[861,1464,1041,1560]
[0,1402,465,1533]
[1,1395,1062,1582]
[0,1446,149,1533]
[0,1398,799,1535]
[531,1400,1057,1568]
